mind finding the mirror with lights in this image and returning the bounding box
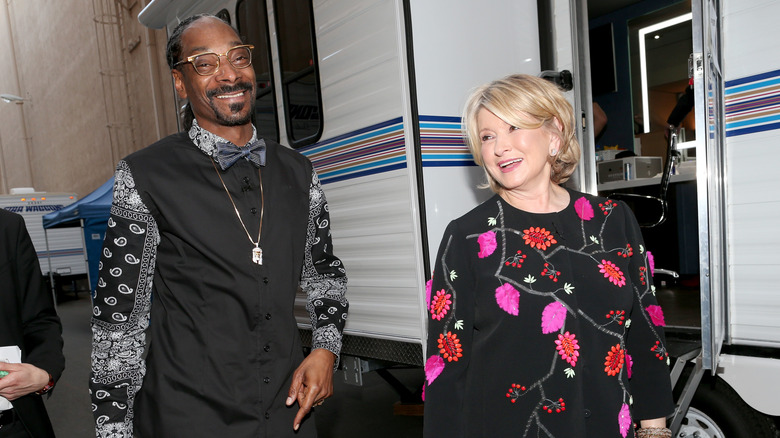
[629,1,696,157]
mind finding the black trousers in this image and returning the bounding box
[0,411,31,438]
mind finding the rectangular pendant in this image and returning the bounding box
[252,247,263,265]
[252,246,263,265]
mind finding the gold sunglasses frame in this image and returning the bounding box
[173,44,255,76]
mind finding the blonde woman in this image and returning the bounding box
[424,74,673,438]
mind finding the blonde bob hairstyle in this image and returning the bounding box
[462,74,580,193]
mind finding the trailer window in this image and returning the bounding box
[273,0,323,148]
[236,0,279,142]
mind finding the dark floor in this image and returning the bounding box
[654,276,701,329]
[44,294,424,438]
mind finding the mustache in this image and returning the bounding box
[206,82,254,98]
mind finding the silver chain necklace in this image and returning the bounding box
[211,160,264,264]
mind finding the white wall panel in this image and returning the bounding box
[723,0,780,348]
[723,0,780,80]
[314,0,406,140]
[410,0,541,117]
[726,130,780,205]
[309,169,427,341]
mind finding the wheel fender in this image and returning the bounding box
[717,354,780,416]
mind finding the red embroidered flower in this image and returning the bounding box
[604,344,625,376]
[599,260,626,287]
[599,199,618,215]
[438,331,463,362]
[605,309,626,326]
[618,244,633,258]
[555,331,580,366]
[639,266,647,286]
[504,250,527,268]
[651,341,669,361]
[430,289,452,321]
[505,383,527,403]
[522,227,557,250]
[541,262,560,282]
[543,397,566,414]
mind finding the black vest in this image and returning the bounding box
[125,132,316,437]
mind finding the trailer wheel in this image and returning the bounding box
[679,375,778,438]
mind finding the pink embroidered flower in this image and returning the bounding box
[599,260,626,287]
[555,331,580,366]
[626,353,633,379]
[425,277,433,310]
[425,354,445,384]
[478,231,497,258]
[541,301,566,334]
[430,290,452,320]
[646,304,666,326]
[648,250,655,276]
[575,197,595,220]
[495,283,519,315]
[618,403,631,437]
[421,383,425,401]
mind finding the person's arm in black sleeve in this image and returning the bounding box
[423,220,475,438]
[90,161,159,438]
[287,170,348,431]
[0,213,64,401]
[621,203,674,426]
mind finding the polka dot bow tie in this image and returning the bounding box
[215,139,266,170]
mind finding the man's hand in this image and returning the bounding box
[0,362,50,401]
[285,348,336,431]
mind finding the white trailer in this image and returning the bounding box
[139,0,780,434]
[0,189,89,290]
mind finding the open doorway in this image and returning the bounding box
[588,0,700,330]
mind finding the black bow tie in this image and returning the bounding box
[214,139,266,170]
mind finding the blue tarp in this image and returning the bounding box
[42,177,113,292]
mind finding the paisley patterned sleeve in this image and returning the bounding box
[89,160,159,438]
[299,170,348,361]
[620,203,675,421]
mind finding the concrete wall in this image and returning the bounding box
[0,0,177,197]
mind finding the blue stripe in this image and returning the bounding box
[422,161,478,168]
[322,156,406,179]
[421,154,473,160]
[725,69,780,88]
[301,117,403,152]
[725,77,780,95]
[419,115,461,123]
[726,121,780,137]
[419,122,462,130]
[321,162,407,184]
[303,124,403,155]
[726,114,780,130]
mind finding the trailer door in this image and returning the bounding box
[692,0,727,371]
